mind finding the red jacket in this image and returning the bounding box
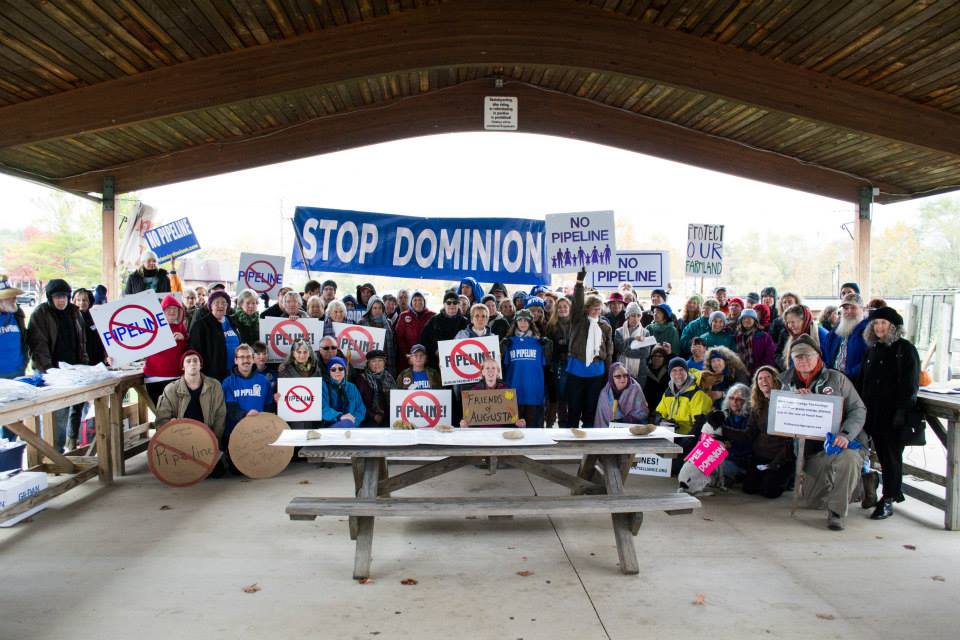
[394,307,435,372]
[143,295,189,378]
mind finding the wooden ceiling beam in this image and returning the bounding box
[53,82,903,203]
[1,1,959,158]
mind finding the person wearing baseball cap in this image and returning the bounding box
[779,333,867,531]
[396,344,441,390]
[820,292,870,382]
[859,306,920,520]
[418,291,468,370]
[154,349,227,447]
[322,356,366,428]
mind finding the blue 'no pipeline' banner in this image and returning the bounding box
[291,207,548,285]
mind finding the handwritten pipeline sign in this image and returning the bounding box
[89,291,177,367]
[684,432,728,476]
[545,211,617,274]
[291,207,548,285]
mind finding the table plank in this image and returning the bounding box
[299,439,682,459]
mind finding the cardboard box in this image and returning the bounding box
[0,471,48,527]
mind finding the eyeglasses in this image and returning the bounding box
[445,301,458,306]
[320,346,337,351]
[329,366,345,372]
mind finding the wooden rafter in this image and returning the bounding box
[0,1,958,159]
[54,83,903,202]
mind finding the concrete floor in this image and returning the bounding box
[2,456,957,640]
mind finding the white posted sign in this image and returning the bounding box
[332,322,386,370]
[236,252,285,299]
[685,223,724,276]
[589,250,669,289]
[260,317,323,363]
[90,291,177,367]
[545,210,617,274]
[767,390,843,440]
[438,335,501,386]
[484,96,517,131]
[629,453,672,477]
[389,389,453,429]
[277,378,325,422]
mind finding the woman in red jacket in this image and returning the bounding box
[143,294,189,405]
[394,291,435,373]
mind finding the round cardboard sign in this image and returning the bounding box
[148,418,219,487]
[228,413,293,479]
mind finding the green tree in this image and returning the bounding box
[5,192,102,286]
[917,198,960,287]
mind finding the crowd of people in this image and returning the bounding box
[0,247,926,529]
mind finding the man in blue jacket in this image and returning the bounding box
[820,293,869,384]
[221,344,273,450]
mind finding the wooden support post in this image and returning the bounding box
[23,416,41,468]
[600,455,639,575]
[947,418,959,531]
[353,458,380,580]
[102,177,117,297]
[110,388,125,477]
[854,187,874,300]
[94,396,112,484]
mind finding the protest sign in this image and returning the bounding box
[461,388,519,426]
[545,211,616,274]
[147,419,219,487]
[144,217,200,262]
[332,322,386,369]
[685,223,724,276]
[90,291,177,367]
[684,432,729,476]
[236,252,285,299]
[291,207,547,285]
[389,389,453,428]
[767,390,842,440]
[629,453,672,477]
[590,250,669,289]
[437,335,501,386]
[228,414,293,479]
[260,317,322,363]
[277,378,324,422]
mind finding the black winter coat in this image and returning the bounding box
[123,268,171,294]
[858,337,919,436]
[188,312,239,382]
[418,311,468,369]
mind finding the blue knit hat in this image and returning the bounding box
[524,297,545,309]
[327,356,348,371]
[654,303,673,319]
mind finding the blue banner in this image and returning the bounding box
[144,217,200,262]
[291,207,548,285]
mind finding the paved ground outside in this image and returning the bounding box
[2,456,956,640]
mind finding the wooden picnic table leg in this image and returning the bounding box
[573,455,600,495]
[110,387,125,478]
[349,459,363,541]
[94,396,112,484]
[600,455,639,575]
[353,457,380,580]
[946,417,959,531]
[378,458,391,497]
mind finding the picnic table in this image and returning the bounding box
[286,431,700,579]
[914,391,960,530]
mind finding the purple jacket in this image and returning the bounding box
[736,330,777,375]
[594,362,649,427]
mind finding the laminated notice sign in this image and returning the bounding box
[767,390,842,440]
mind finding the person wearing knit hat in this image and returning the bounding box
[727,297,745,325]
[746,292,760,308]
[655,354,713,473]
[859,304,918,520]
[512,290,528,313]
[124,249,172,295]
[779,332,868,531]
[647,303,679,354]
[154,348,226,448]
[700,309,735,350]
[355,348,395,427]
[322,355,366,428]
[840,282,860,297]
[613,301,651,388]
[419,289,468,372]
[734,308,777,375]
[189,287,240,382]
[489,282,508,301]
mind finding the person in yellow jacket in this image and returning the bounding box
[655,357,714,475]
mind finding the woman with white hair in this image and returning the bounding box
[233,288,261,345]
[123,249,171,294]
[279,290,308,320]
[323,299,349,337]
[305,295,326,319]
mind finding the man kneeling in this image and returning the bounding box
[780,334,867,531]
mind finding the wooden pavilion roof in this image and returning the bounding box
[1,0,960,204]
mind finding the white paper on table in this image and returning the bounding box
[271,428,417,447]
[551,426,690,441]
[418,428,557,447]
[920,383,960,394]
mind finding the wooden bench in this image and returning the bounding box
[288,494,700,519]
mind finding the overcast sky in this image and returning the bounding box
[3,132,947,266]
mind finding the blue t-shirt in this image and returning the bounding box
[222,318,240,372]
[0,312,25,378]
[409,370,431,390]
[221,371,272,431]
[686,358,705,371]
